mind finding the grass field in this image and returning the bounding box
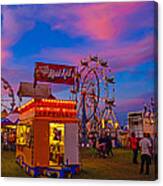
[1,148,157,180]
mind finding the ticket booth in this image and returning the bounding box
[16,98,80,177]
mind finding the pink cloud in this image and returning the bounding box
[1,40,13,64]
[34,48,84,65]
[1,6,35,64]
[70,3,142,40]
[2,7,35,45]
[1,67,33,94]
[1,49,12,64]
[35,34,154,72]
[46,2,150,41]
[118,98,145,107]
[116,92,154,113]
[117,97,145,112]
[104,35,155,72]
[72,4,116,40]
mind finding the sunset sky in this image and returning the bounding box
[1,2,157,124]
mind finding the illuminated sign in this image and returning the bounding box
[34,62,76,86]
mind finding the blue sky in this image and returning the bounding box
[1,2,157,124]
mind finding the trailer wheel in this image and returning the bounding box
[67,172,72,178]
[43,169,47,176]
[16,157,20,164]
[29,169,35,177]
[51,171,60,178]
[19,158,23,167]
[18,156,24,168]
[25,166,29,174]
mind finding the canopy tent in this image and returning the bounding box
[6,107,19,124]
[1,118,13,126]
[1,108,19,129]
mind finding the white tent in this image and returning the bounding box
[6,107,19,124]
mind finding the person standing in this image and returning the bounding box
[96,130,106,158]
[105,131,113,157]
[139,133,152,175]
[130,132,138,164]
[3,131,8,150]
[147,133,154,165]
[153,133,158,178]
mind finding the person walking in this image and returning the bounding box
[139,133,152,175]
[130,132,138,164]
[105,131,113,157]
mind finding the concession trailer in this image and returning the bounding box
[16,98,80,178]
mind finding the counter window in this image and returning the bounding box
[49,123,64,166]
[16,125,32,147]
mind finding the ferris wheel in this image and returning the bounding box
[1,77,16,114]
[71,55,118,133]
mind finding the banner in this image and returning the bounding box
[17,82,51,98]
[34,62,76,86]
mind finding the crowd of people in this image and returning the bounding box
[1,129,16,151]
[87,129,158,176]
[130,132,158,176]
[87,129,114,158]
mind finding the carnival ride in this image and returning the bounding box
[1,77,16,114]
[70,55,119,144]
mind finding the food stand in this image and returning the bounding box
[16,98,80,177]
[128,111,157,138]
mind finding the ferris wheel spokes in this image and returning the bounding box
[1,77,16,113]
[72,55,119,137]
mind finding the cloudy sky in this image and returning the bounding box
[1,2,157,124]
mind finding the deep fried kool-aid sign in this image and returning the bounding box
[34,62,76,85]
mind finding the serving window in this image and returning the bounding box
[49,123,64,166]
[16,125,32,147]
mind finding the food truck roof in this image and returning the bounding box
[18,98,79,123]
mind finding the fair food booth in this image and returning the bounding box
[16,98,80,178]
